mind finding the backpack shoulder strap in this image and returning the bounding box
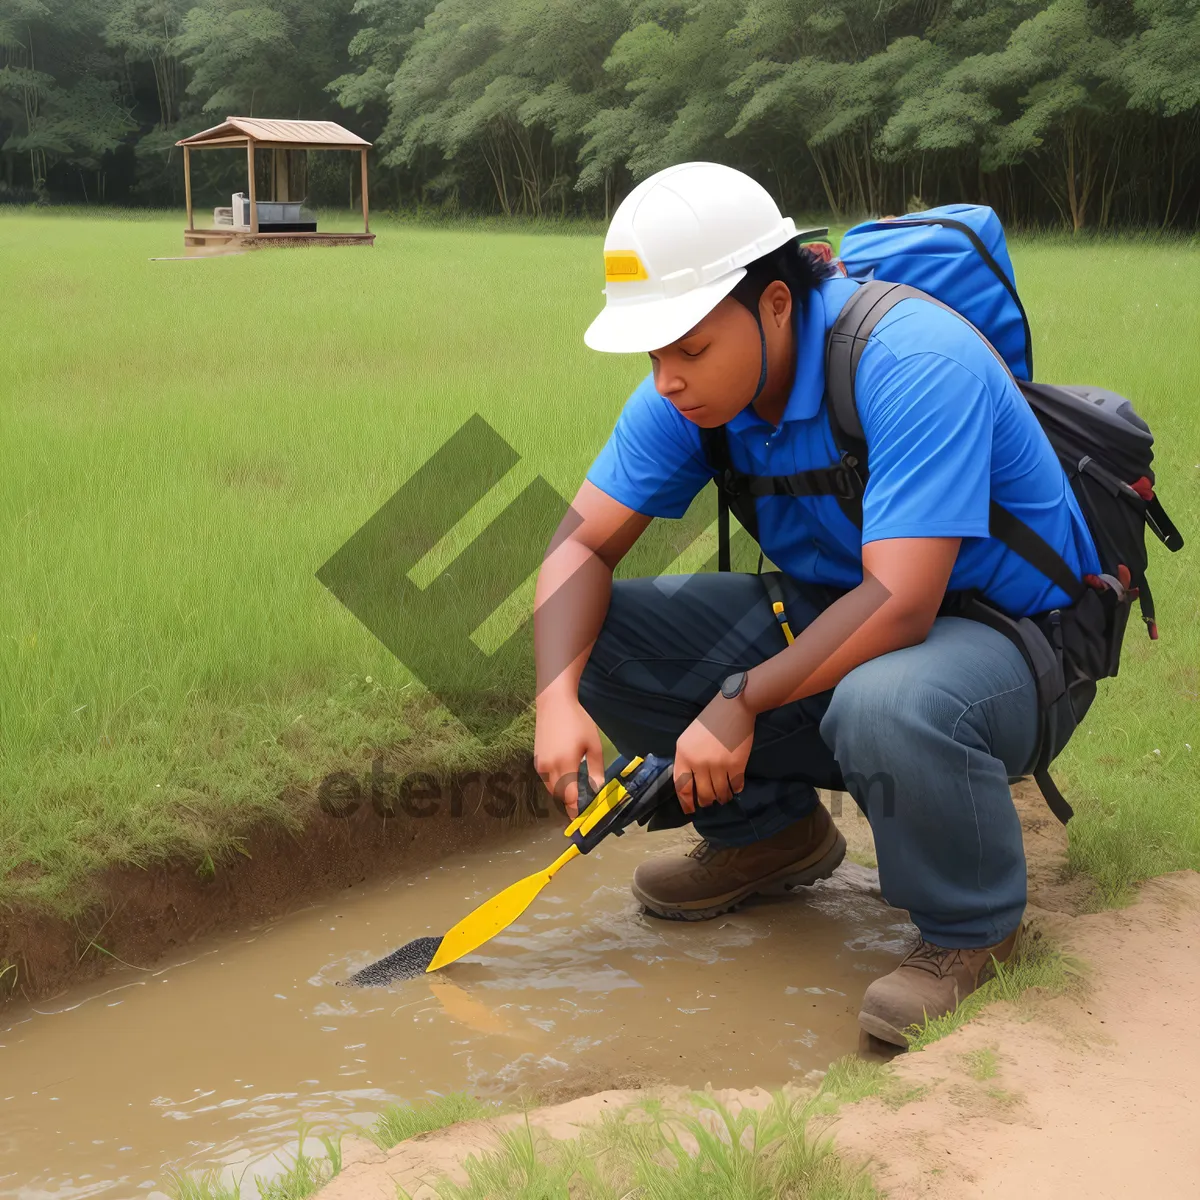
[823,280,917,527]
[699,423,758,571]
[826,280,976,453]
[826,278,1017,450]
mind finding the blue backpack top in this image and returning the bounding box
[837,204,1034,381]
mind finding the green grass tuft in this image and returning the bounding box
[253,1125,342,1200]
[402,1091,878,1200]
[367,1092,496,1150]
[814,1055,929,1113]
[814,1055,893,1107]
[160,1166,245,1200]
[161,1120,341,1200]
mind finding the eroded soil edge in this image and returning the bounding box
[0,757,546,1010]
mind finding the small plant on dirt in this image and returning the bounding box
[961,1047,999,1081]
[812,1054,892,1109]
[368,1091,494,1150]
[811,1054,928,1114]
[414,1113,604,1200]
[879,1083,929,1110]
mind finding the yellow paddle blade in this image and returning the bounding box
[426,845,581,973]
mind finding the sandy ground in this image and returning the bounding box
[318,787,1200,1198]
[831,869,1200,1198]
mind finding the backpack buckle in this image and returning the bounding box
[835,453,864,500]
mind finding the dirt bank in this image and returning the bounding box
[0,757,546,1009]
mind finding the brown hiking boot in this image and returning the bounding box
[857,926,1023,1046]
[631,802,846,921]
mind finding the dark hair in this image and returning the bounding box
[729,241,836,317]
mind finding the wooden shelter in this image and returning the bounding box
[175,117,374,249]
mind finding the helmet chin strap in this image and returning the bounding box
[748,307,770,407]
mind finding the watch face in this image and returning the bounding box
[722,671,747,699]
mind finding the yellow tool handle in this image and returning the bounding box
[563,755,644,838]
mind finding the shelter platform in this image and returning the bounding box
[182,228,375,249]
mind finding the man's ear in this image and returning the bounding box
[761,279,792,330]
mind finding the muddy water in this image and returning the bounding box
[0,820,915,1199]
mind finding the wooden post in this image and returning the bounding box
[272,148,289,202]
[360,148,370,234]
[246,139,258,234]
[183,146,194,231]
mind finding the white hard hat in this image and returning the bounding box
[583,162,799,354]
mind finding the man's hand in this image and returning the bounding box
[534,693,605,820]
[674,690,756,814]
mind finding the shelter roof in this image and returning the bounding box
[176,118,370,150]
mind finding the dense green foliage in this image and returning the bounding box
[1,0,1197,227]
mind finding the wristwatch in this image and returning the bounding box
[720,670,748,700]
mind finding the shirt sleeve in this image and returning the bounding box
[855,344,995,545]
[584,376,712,519]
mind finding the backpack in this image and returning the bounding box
[700,205,1184,825]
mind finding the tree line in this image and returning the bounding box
[1,0,1197,230]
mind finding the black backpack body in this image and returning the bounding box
[700,278,1183,825]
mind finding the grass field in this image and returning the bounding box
[1,209,1196,921]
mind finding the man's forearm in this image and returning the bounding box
[742,571,931,716]
[534,537,613,704]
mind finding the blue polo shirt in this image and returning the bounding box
[585,276,1101,618]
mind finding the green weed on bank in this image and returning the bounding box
[162,1120,343,1200]
[367,1092,496,1149]
[403,1090,878,1200]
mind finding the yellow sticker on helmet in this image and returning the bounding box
[604,250,648,282]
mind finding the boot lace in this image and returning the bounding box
[685,838,721,865]
[900,940,966,978]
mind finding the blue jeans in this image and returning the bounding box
[577,571,1038,949]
